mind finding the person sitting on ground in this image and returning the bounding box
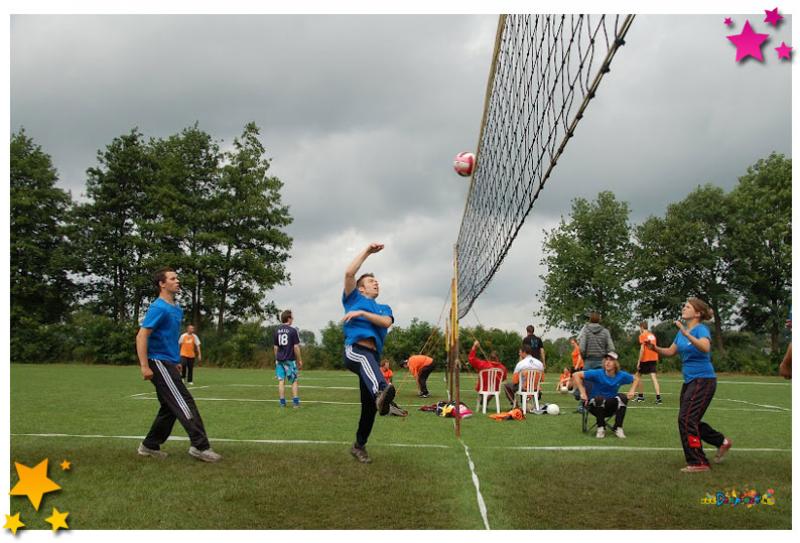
[503,344,544,408]
[380,359,393,385]
[572,352,634,439]
[402,354,435,398]
[556,367,572,392]
[468,340,508,394]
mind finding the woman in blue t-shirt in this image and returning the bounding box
[651,297,732,472]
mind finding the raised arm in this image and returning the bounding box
[344,243,384,296]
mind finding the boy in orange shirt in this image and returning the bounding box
[627,321,662,404]
[380,359,394,384]
[401,354,435,398]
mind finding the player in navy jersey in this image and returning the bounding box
[135,267,222,463]
[273,309,303,408]
[342,243,395,464]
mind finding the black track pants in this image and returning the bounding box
[142,359,210,451]
[678,378,724,466]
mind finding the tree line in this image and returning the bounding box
[11,123,292,363]
[11,129,790,374]
[537,152,791,370]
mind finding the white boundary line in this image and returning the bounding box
[458,438,490,530]
[10,433,449,449]
[10,433,791,454]
[131,397,363,406]
[128,395,790,413]
[716,397,791,412]
[498,445,792,452]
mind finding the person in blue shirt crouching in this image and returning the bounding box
[342,243,396,464]
[572,352,634,439]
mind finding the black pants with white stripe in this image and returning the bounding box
[678,378,724,466]
[343,344,387,447]
[143,359,210,451]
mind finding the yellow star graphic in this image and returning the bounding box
[3,513,25,535]
[45,507,69,532]
[9,459,61,511]
[60,459,71,471]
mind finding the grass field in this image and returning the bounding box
[8,363,792,530]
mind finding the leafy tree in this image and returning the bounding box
[383,318,445,364]
[633,185,733,350]
[210,123,293,333]
[726,153,791,353]
[537,191,634,336]
[72,129,160,323]
[150,124,222,329]
[319,321,346,368]
[10,129,75,359]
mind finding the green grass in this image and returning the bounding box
[9,364,792,529]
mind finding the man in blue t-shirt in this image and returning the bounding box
[273,309,303,408]
[342,243,395,464]
[572,352,634,439]
[135,267,222,463]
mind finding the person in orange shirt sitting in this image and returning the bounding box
[468,340,508,394]
[556,367,572,392]
[380,359,394,385]
[401,354,435,398]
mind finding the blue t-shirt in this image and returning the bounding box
[141,298,183,363]
[274,324,300,362]
[583,369,634,399]
[675,323,715,382]
[342,289,394,356]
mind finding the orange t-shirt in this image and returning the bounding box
[558,369,571,385]
[179,333,199,358]
[407,355,434,377]
[571,346,584,370]
[381,367,393,383]
[639,331,659,363]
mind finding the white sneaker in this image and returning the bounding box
[596,427,606,439]
[188,382,194,385]
[614,427,626,439]
[188,446,223,463]
[138,443,168,458]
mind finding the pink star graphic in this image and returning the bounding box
[727,20,770,62]
[775,42,792,60]
[764,8,783,26]
[724,17,733,26]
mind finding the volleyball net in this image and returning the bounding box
[455,14,635,319]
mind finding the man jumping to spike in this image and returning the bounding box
[342,243,396,464]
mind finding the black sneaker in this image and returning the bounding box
[350,443,372,464]
[376,384,396,416]
[655,397,663,404]
[635,396,645,403]
[418,392,431,398]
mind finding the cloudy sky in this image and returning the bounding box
[9,11,792,341]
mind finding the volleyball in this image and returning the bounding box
[546,404,560,416]
[559,386,569,393]
[453,152,476,177]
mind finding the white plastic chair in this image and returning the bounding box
[476,368,503,414]
[515,369,544,413]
